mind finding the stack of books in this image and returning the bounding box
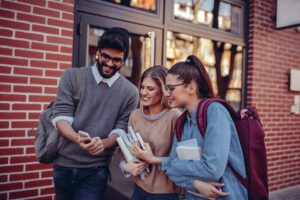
[116,126,148,180]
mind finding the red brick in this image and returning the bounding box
[41,170,53,178]
[0,47,13,55]
[62,12,74,21]
[0,66,12,74]
[0,29,13,37]
[45,70,64,77]
[41,186,55,195]
[48,1,74,13]
[44,87,58,94]
[10,172,39,181]
[47,36,73,45]
[29,95,56,102]
[0,165,23,173]
[0,38,29,48]
[12,121,37,128]
[0,75,28,84]
[19,0,46,7]
[33,7,60,18]
[31,42,59,52]
[0,148,24,156]
[0,139,9,146]
[15,49,44,59]
[25,163,52,171]
[30,77,58,85]
[60,46,73,54]
[0,85,11,92]
[0,122,9,129]
[12,104,41,111]
[47,18,73,29]
[0,112,26,119]
[11,138,34,146]
[0,175,8,182]
[61,29,74,37]
[46,53,72,62]
[29,112,41,120]
[0,130,25,137]
[0,94,26,102]
[0,9,15,18]
[17,13,46,24]
[15,31,44,42]
[2,0,31,12]
[10,155,36,163]
[0,57,28,66]
[0,182,23,192]
[60,63,72,69]
[14,67,43,76]
[27,196,53,200]
[32,24,60,35]
[25,179,52,188]
[0,158,8,165]
[30,60,58,69]
[0,193,7,200]
[10,189,38,199]
[14,85,43,93]
[0,18,29,31]
[26,147,36,154]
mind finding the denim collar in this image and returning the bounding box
[186,108,197,125]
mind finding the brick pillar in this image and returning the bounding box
[247,0,300,191]
[0,0,74,199]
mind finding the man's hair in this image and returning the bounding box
[97,27,130,60]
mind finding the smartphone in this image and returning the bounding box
[78,131,91,144]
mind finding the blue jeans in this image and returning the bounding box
[53,164,109,200]
[131,184,179,200]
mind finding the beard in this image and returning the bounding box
[97,61,121,79]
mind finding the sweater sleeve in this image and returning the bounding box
[112,87,139,132]
[52,69,77,123]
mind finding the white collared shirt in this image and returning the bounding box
[91,63,120,87]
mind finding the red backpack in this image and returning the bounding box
[175,98,269,200]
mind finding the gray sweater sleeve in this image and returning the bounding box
[53,68,77,119]
[113,87,139,131]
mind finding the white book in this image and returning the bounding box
[176,146,202,160]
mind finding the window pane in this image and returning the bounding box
[166,31,243,109]
[174,0,241,34]
[88,26,152,86]
[100,0,157,13]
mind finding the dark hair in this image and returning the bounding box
[168,55,214,98]
[97,27,130,60]
[140,65,169,108]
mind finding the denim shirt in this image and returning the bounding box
[161,102,248,200]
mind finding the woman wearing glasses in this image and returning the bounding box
[120,66,223,200]
[131,55,247,200]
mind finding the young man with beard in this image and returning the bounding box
[51,27,139,200]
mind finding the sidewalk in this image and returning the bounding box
[270,185,300,200]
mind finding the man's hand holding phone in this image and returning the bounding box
[78,131,105,155]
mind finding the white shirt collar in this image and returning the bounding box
[91,63,120,87]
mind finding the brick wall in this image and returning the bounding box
[0,0,300,199]
[0,0,74,199]
[247,0,300,192]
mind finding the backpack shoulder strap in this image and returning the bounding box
[196,98,238,137]
[175,110,188,142]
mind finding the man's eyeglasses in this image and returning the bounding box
[166,83,185,92]
[100,52,124,66]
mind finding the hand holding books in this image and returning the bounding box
[116,126,149,179]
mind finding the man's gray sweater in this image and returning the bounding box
[53,66,139,168]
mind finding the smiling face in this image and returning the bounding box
[166,73,190,108]
[140,77,163,108]
[98,48,124,78]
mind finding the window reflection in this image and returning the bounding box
[166,31,243,109]
[174,0,241,34]
[100,0,157,13]
[88,27,152,86]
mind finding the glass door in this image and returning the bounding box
[75,13,163,86]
